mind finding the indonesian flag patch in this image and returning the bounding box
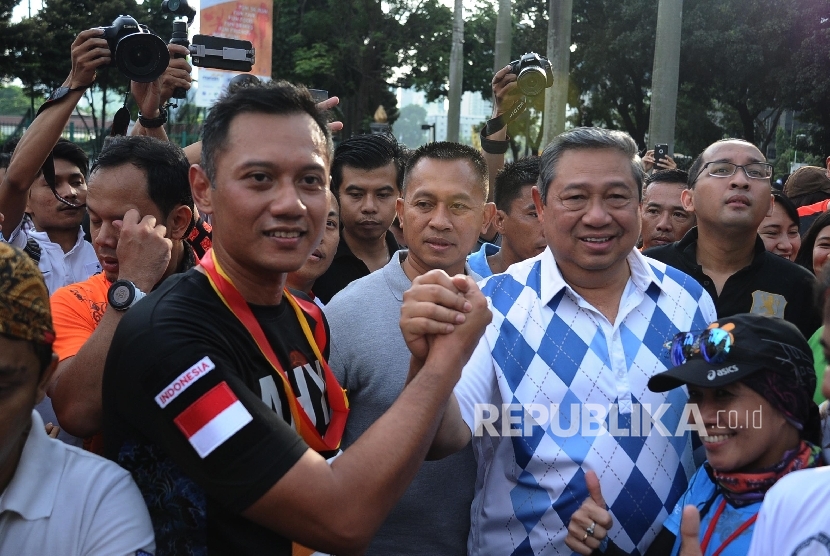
[174,381,253,458]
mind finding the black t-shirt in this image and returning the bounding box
[103,269,334,556]
[644,228,821,339]
[313,229,399,303]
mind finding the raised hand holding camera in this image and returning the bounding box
[66,28,112,90]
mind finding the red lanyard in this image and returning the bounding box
[699,498,758,556]
[200,249,349,453]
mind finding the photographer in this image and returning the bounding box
[473,64,521,251]
[130,42,193,140]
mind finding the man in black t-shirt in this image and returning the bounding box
[313,133,405,303]
[645,139,820,339]
[103,81,492,556]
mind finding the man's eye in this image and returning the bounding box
[326,219,337,229]
[528,211,538,218]
[249,173,269,182]
[673,212,689,220]
[415,200,433,209]
[450,203,470,212]
[646,208,659,215]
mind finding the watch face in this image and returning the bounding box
[111,283,133,306]
[47,87,70,102]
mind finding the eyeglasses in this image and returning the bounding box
[667,328,734,366]
[694,161,773,182]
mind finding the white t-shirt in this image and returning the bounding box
[0,411,155,555]
[747,467,830,556]
[5,222,100,295]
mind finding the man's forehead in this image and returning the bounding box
[703,140,764,162]
[228,111,330,158]
[407,158,484,199]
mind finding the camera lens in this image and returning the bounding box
[116,33,169,82]
[517,67,547,97]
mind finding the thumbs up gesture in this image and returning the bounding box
[678,506,703,556]
[565,470,615,555]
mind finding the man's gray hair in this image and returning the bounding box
[537,127,645,203]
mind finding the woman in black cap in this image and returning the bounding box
[565,313,822,556]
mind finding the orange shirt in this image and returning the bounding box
[51,272,111,362]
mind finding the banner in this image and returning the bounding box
[195,0,273,107]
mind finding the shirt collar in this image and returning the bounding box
[539,246,661,306]
[0,411,64,520]
[27,226,87,255]
[675,226,768,270]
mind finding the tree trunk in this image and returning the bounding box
[648,0,683,154]
[493,0,511,73]
[446,0,464,143]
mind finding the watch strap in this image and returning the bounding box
[138,106,168,128]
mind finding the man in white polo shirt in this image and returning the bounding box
[0,242,154,555]
[409,127,717,555]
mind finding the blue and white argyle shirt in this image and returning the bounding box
[455,247,717,556]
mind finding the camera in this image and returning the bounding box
[509,52,554,97]
[161,0,196,23]
[101,15,169,83]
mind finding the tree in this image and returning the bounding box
[679,0,803,155]
[5,0,176,154]
[392,103,427,148]
[0,85,31,116]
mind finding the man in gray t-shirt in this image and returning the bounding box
[325,142,494,555]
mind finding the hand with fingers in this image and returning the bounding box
[565,470,615,555]
[678,506,703,556]
[315,96,344,133]
[491,65,521,119]
[66,28,112,90]
[642,150,656,173]
[158,43,193,106]
[400,269,474,364]
[114,208,173,292]
[426,275,492,371]
[654,154,677,171]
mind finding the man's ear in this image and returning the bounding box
[766,194,775,217]
[481,202,496,235]
[190,164,214,216]
[681,188,694,212]
[531,186,545,223]
[493,208,507,235]
[37,353,58,404]
[166,204,194,241]
[395,197,405,231]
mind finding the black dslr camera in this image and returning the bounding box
[509,52,554,97]
[100,15,169,83]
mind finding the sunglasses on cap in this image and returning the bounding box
[666,327,734,367]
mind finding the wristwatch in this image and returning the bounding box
[107,280,147,311]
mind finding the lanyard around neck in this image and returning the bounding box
[200,249,348,452]
[699,498,758,556]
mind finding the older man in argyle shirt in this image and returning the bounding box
[407,127,717,555]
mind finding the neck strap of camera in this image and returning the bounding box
[110,89,132,137]
[479,95,530,155]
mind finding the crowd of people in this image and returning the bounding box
[1,26,830,556]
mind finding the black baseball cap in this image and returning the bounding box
[648,313,814,393]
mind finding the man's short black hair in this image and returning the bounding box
[645,169,689,194]
[52,138,89,180]
[200,80,332,184]
[330,133,407,193]
[402,141,488,198]
[495,156,540,212]
[91,136,192,218]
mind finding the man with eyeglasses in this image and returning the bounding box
[399,128,717,555]
[645,138,820,339]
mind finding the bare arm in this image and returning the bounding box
[129,44,192,142]
[482,65,520,203]
[49,210,172,437]
[241,271,491,554]
[0,29,109,239]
